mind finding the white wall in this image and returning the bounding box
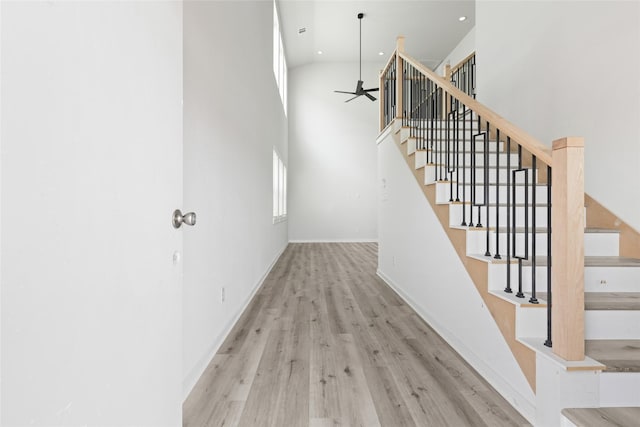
[476,1,640,231]
[182,1,289,399]
[435,27,476,76]
[377,133,535,422]
[288,62,379,242]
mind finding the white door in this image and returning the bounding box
[1,2,183,425]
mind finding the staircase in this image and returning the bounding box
[377,37,640,425]
[396,118,640,407]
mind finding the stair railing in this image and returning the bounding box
[445,52,476,100]
[380,37,586,362]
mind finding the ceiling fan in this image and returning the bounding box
[334,13,379,102]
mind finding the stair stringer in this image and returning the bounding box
[393,130,537,392]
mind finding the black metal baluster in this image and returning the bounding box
[484,122,491,256]
[530,156,539,304]
[544,165,552,347]
[471,54,476,99]
[476,116,483,228]
[444,94,450,183]
[461,104,467,226]
[494,129,501,259]
[455,103,460,202]
[514,145,526,299]
[429,86,438,167]
[448,109,454,200]
[410,66,415,139]
[469,128,476,228]
[505,137,512,293]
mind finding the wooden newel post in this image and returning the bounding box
[551,137,585,361]
[395,36,404,121]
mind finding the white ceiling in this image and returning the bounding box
[277,0,475,70]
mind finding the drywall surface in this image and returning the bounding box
[182,1,289,399]
[476,0,640,231]
[377,132,535,422]
[435,26,476,76]
[288,62,380,242]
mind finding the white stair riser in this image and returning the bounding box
[585,311,640,339]
[418,120,478,129]
[515,306,547,339]
[414,150,427,169]
[599,373,640,407]
[443,152,520,167]
[492,265,640,293]
[428,167,535,185]
[584,233,620,257]
[424,165,538,185]
[417,139,504,152]
[422,151,516,167]
[407,137,416,155]
[449,204,549,228]
[435,183,548,205]
[585,267,640,293]
[488,263,549,295]
[400,127,410,142]
[466,231,620,258]
[466,231,550,258]
[416,121,482,130]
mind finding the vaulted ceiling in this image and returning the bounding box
[277,0,475,70]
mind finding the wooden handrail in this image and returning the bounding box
[398,51,552,166]
[380,49,397,79]
[450,51,475,75]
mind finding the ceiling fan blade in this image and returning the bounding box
[364,87,380,92]
[345,94,361,103]
[356,80,363,93]
[335,90,357,94]
[364,92,377,101]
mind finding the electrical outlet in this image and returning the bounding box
[600,279,607,285]
[221,287,226,303]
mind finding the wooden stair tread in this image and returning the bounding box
[585,339,640,372]
[585,292,640,310]
[585,227,622,234]
[494,227,619,234]
[523,256,640,267]
[562,407,640,427]
[537,292,640,310]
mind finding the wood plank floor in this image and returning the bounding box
[562,407,640,427]
[183,243,530,427]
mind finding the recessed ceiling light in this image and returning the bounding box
[378,51,385,56]
[317,50,323,55]
[459,16,467,22]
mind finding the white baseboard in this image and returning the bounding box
[181,243,288,401]
[376,269,536,424]
[288,239,378,243]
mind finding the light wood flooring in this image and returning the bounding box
[183,243,530,427]
[562,407,640,427]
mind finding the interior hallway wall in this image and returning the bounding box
[476,0,640,231]
[183,0,289,399]
[288,62,380,242]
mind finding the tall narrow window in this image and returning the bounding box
[273,148,287,223]
[273,0,287,115]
